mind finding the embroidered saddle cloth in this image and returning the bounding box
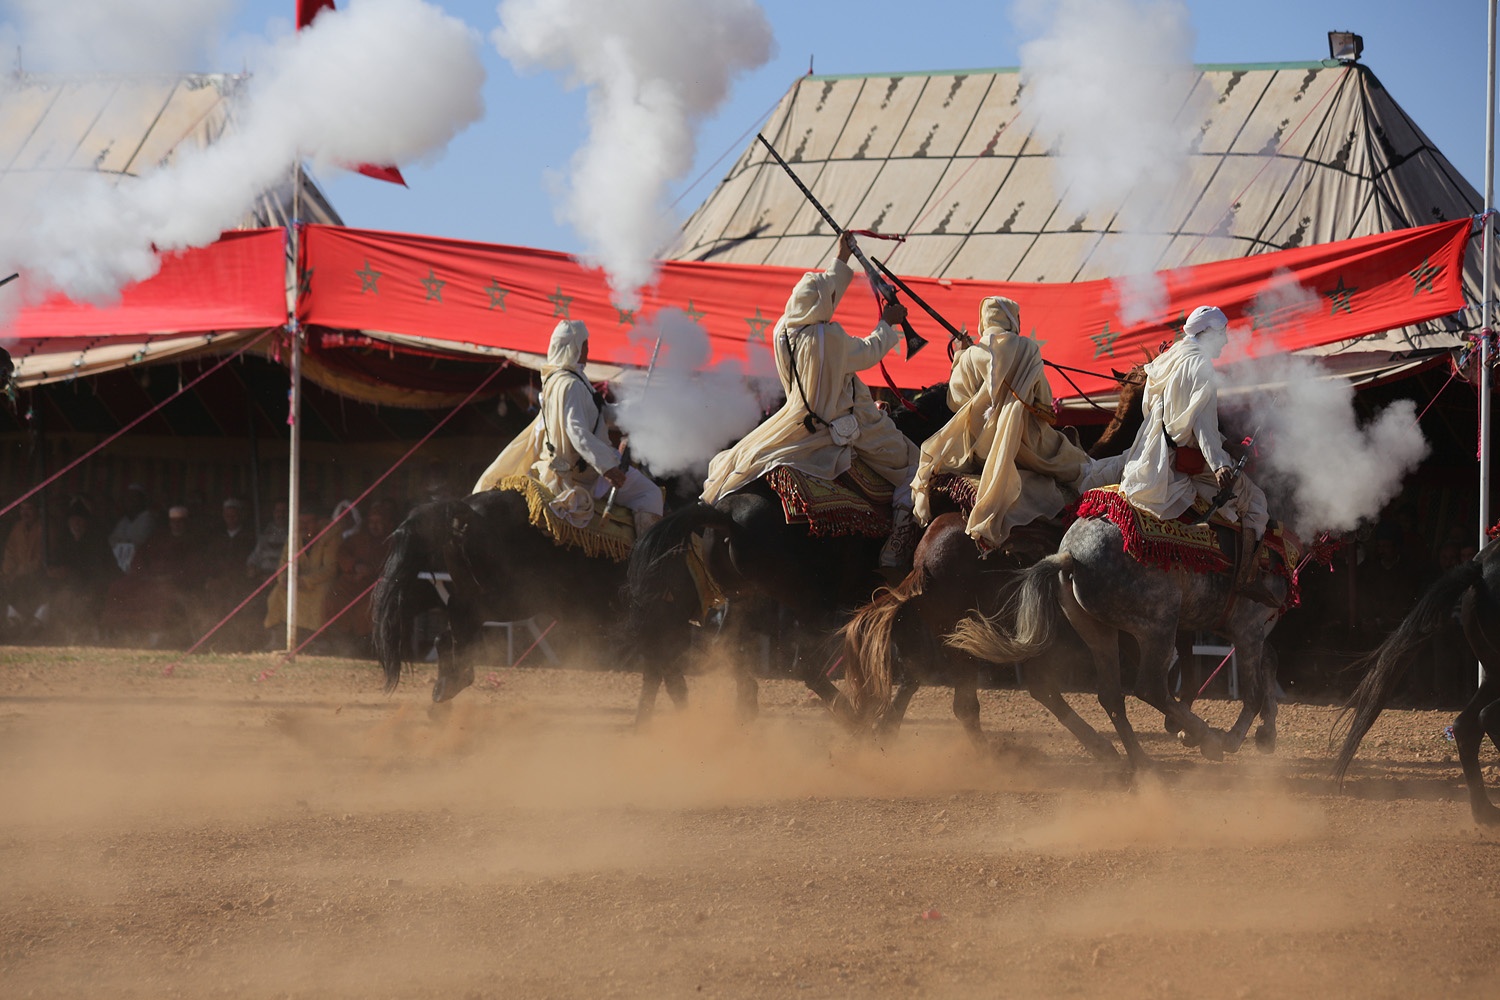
[1073,484,1235,575]
[495,474,636,563]
[762,458,895,538]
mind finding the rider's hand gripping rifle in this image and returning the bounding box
[754,133,928,360]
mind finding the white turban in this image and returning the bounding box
[545,320,589,370]
[1184,305,1228,338]
[979,296,1020,335]
[782,270,847,327]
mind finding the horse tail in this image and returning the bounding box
[1331,557,1486,785]
[946,551,1074,664]
[840,568,926,722]
[373,500,462,693]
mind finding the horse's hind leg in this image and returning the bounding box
[1128,625,1226,761]
[1059,583,1152,769]
[951,655,985,749]
[1022,653,1118,761]
[1454,593,1500,826]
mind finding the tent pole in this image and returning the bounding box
[285,164,304,655]
[1482,0,1496,687]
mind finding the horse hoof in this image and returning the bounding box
[1197,731,1226,762]
[1472,804,1500,828]
[1177,729,1201,749]
[1254,725,1277,754]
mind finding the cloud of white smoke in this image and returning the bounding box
[1013,0,1201,325]
[1220,282,1428,534]
[612,308,771,478]
[492,0,774,306]
[0,0,485,306]
[0,0,236,74]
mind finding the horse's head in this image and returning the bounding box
[890,383,953,444]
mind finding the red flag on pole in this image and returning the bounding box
[295,0,408,187]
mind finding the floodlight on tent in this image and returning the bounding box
[1328,31,1363,64]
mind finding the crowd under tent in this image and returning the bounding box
[0,53,1495,628]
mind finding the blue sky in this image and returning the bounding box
[226,1,1495,255]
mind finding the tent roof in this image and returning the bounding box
[0,70,340,229]
[668,59,1483,357]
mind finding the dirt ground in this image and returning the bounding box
[2,645,1498,999]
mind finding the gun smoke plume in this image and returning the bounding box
[1220,275,1429,534]
[1013,0,1202,324]
[0,0,485,307]
[492,0,774,307]
[612,308,774,478]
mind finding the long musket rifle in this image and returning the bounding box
[754,133,927,360]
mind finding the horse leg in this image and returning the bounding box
[1453,679,1500,827]
[1253,644,1281,753]
[1022,653,1119,761]
[1131,627,1225,761]
[874,679,920,741]
[951,656,985,749]
[635,663,665,729]
[1454,591,1500,826]
[430,615,480,704]
[1059,582,1151,769]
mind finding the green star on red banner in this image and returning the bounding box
[1024,325,1047,347]
[421,269,445,302]
[1324,276,1357,315]
[744,307,772,342]
[485,279,508,310]
[549,285,573,318]
[615,304,636,327]
[1408,257,1441,294]
[355,260,381,294]
[1090,322,1120,359]
[684,299,706,323]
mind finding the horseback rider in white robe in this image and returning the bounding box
[699,232,921,569]
[1084,305,1277,607]
[910,295,1091,550]
[473,320,663,537]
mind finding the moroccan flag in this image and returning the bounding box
[295,0,409,187]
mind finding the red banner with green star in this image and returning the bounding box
[300,218,1471,400]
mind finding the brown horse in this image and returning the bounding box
[1333,538,1500,826]
[839,366,1148,753]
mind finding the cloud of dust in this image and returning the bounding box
[1012,0,1202,325]
[610,308,775,478]
[491,0,775,306]
[0,0,485,308]
[1217,279,1429,534]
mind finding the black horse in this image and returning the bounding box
[1333,537,1500,826]
[373,488,627,703]
[373,387,950,708]
[619,386,957,726]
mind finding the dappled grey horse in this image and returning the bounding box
[947,515,1289,769]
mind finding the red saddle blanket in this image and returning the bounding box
[1073,485,1312,613]
[762,459,894,538]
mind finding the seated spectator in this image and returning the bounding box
[322,498,399,657]
[263,500,341,650]
[197,498,259,651]
[1,498,46,639]
[246,499,290,581]
[102,504,206,648]
[45,497,120,644]
[107,483,156,574]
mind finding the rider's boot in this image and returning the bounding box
[1235,530,1280,608]
[880,505,920,570]
[634,510,662,538]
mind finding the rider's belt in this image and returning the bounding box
[1168,440,1208,475]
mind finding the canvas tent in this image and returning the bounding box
[667,58,1487,401]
